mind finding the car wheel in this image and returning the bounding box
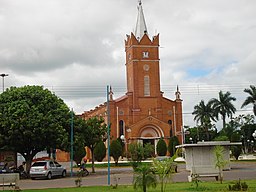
[62,170,66,177]
[47,172,52,180]
[31,177,35,180]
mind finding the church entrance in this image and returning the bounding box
[143,138,154,147]
[139,125,164,155]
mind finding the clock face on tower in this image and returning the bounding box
[143,64,149,71]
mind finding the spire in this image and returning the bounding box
[175,85,181,100]
[134,0,148,41]
[109,86,113,101]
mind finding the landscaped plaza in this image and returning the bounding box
[14,159,256,191]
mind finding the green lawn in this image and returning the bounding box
[4,180,256,192]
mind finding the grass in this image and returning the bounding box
[3,180,256,192]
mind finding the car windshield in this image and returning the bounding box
[32,162,46,167]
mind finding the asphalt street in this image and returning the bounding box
[5,161,256,190]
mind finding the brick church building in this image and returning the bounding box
[81,1,183,154]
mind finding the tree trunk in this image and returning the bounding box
[222,114,226,130]
[143,174,146,192]
[161,182,164,192]
[24,153,35,173]
[91,148,95,173]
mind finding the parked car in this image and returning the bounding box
[30,160,66,180]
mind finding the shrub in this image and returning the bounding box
[156,138,167,156]
[228,179,248,191]
[144,143,155,159]
[94,140,106,162]
[110,139,122,165]
[168,136,180,157]
[128,142,144,169]
[231,146,242,160]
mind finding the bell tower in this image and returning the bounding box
[125,0,161,110]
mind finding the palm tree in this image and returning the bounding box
[133,164,157,192]
[241,85,256,116]
[192,100,216,140]
[209,91,236,129]
[152,157,176,192]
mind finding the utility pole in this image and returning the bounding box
[70,108,74,177]
[0,73,9,93]
[107,85,111,185]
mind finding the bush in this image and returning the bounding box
[156,138,167,156]
[94,140,106,162]
[228,179,248,191]
[214,135,229,141]
[231,146,242,160]
[144,143,155,159]
[110,139,122,165]
[128,142,144,169]
[168,136,180,157]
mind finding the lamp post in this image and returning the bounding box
[251,140,254,153]
[189,137,193,144]
[0,73,8,93]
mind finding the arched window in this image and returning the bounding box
[119,120,124,137]
[144,75,150,96]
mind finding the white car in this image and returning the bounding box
[30,160,66,180]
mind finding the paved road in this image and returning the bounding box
[12,161,256,190]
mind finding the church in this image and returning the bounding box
[81,1,183,154]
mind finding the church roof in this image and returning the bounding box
[134,0,148,41]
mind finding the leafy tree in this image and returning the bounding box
[192,100,216,140]
[156,138,167,156]
[94,140,106,162]
[168,136,179,156]
[0,85,70,172]
[235,114,255,127]
[152,156,176,192]
[218,119,239,141]
[214,145,228,184]
[81,117,107,173]
[241,85,256,116]
[133,164,157,192]
[73,135,86,166]
[209,91,236,129]
[110,139,122,165]
[69,116,87,166]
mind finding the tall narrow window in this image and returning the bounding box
[119,120,124,137]
[144,75,150,96]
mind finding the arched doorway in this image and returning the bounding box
[139,125,164,154]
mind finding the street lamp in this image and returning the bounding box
[0,73,9,93]
[189,137,193,144]
[120,135,127,159]
[247,139,250,153]
[252,131,256,140]
[252,131,256,152]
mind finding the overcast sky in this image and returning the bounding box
[1,0,255,129]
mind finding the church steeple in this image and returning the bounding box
[134,0,148,41]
